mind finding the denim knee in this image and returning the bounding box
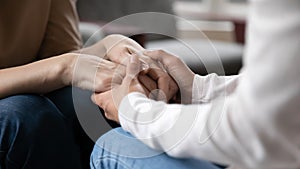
[0,95,59,149]
[90,128,164,169]
[90,128,222,169]
[90,128,131,169]
[0,94,81,169]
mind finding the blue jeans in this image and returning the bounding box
[0,87,94,169]
[90,128,221,169]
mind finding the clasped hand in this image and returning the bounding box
[92,49,195,123]
[71,35,181,123]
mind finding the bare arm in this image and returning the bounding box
[0,0,82,99]
[0,35,156,99]
[0,1,146,99]
[0,54,74,99]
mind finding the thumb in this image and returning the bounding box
[123,55,141,84]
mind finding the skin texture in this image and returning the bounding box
[80,34,178,100]
[92,50,195,123]
[92,55,147,123]
[0,35,178,103]
[144,50,195,104]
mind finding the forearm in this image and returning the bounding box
[119,89,300,168]
[192,74,240,104]
[0,54,73,98]
[119,0,300,167]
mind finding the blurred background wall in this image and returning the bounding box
[76,0,248,75]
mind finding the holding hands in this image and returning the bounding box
[71,35,178,99]
[92,55,147,122]
[144,50,195,104]
[92,49,195,123]
[64,34,181,123]
[67,34,195,124]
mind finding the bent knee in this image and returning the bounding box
[2,94,63,119]
[0,95,68,142]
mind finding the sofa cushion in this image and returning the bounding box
[146,39,244,75]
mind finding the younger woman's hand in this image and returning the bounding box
[64,53,126,92]
[91,55,147,123]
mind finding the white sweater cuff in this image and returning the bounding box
[192,74,205,104]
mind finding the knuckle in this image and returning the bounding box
[168,57,182,67]
[157,49,165,55]
[171,56,181,63]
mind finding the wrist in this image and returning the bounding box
[181,72,195,104]
[58,53,78,86]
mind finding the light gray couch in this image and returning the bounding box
[77,0,243,75]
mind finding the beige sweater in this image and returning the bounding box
[0,0,81,69]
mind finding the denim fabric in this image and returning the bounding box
[46,87,95,169]
[0,87,93,169]
[90,128,221,169]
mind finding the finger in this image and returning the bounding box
[146,68,179,101]
[127,45,141,55]
[104,111,111,120]
[157,77,170,101]
[111,64,126,85]
[146,68,169,100]
[91,92,105,107]
[111,52,131,66]
[118,54,150,73]
[143,50,182,72]
[123,55,141,84]
[93,91,113,108]
[136,52,162,71]
[92,91,119,120]
[103,109,116,122]
[91,93,97,104]
[138,75,158,92]
[147,68,160,81]
[118,48,150,68]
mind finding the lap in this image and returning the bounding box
[0,94,82,169]
[0,94,67,132]
[91,128,221,169]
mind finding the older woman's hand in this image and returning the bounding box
[144,50,195,104]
